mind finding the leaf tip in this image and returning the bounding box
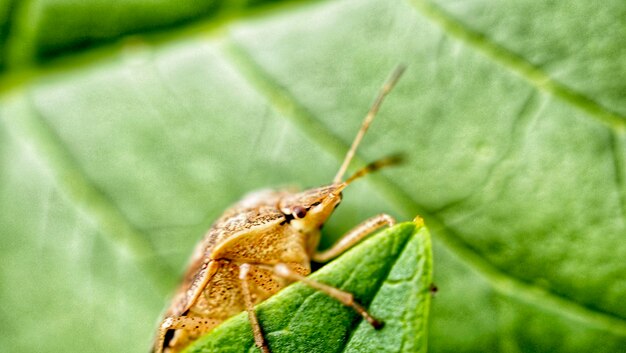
[412,215,425,227]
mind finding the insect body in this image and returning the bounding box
[154,66,406,353]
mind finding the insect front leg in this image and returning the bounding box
[239,263,271,353]
[313,213,395,263]
[267,263,383,329]
[154,316,221,353]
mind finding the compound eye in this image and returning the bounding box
[293,206,307,219]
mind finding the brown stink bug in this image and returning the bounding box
[153,65,406,353]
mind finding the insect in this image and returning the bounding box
[153,65,406,353]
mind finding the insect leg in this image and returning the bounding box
[239,263,271,353]
[154,316,221,353]
[313,213,396,263]
[270,263,384,329]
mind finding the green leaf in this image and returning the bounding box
[1,0,625,352]
[0,0,296,69]
[183,222,432,353]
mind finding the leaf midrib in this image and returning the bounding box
[0,0,624,337]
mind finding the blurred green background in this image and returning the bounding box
[1,0,625,352]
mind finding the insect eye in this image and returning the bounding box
[293,206,307,219]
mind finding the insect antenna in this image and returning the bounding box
[333,64,407,184]
[344,154,404,185]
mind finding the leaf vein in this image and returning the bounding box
[407,0,626,131]
[430,89,541,216]
[338,230,413,353]
[608,130,626,224]
[0,92,177,295]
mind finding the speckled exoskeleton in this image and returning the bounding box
[153,66,406,353]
